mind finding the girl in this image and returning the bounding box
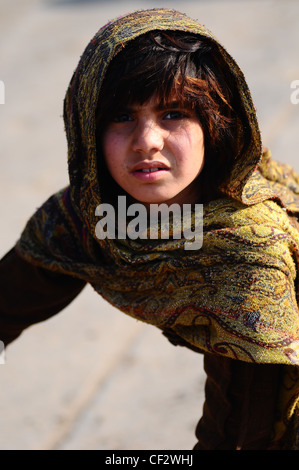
[1,8,299,449]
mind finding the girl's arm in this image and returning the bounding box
[0,248,86,346]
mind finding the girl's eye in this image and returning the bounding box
[113,113,134,123]
[163,110,186,120]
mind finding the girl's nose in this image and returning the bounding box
[131,120,164,154]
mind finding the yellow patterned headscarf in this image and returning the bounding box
[15,9,299,447]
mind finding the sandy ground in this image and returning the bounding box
[0,0,298,450]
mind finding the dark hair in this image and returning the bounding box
[96,31,249,202]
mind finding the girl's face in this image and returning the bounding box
[101,94,205,206]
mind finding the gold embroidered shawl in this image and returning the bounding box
[15,9,299,447]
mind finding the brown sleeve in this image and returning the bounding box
[0,248,86,346]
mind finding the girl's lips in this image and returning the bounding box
[131,161,170,172]
[131,167,169,182]
[130,162,170,182]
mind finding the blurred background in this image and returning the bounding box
[0,0,299,450]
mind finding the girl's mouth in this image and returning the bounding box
[131,164,169,181]
[136,168,164,173]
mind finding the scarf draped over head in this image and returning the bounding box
[15,9,299,448]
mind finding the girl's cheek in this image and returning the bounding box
[102,133,117,159]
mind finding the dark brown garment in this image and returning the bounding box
[194,354,282,450]
[0,248,85,346]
